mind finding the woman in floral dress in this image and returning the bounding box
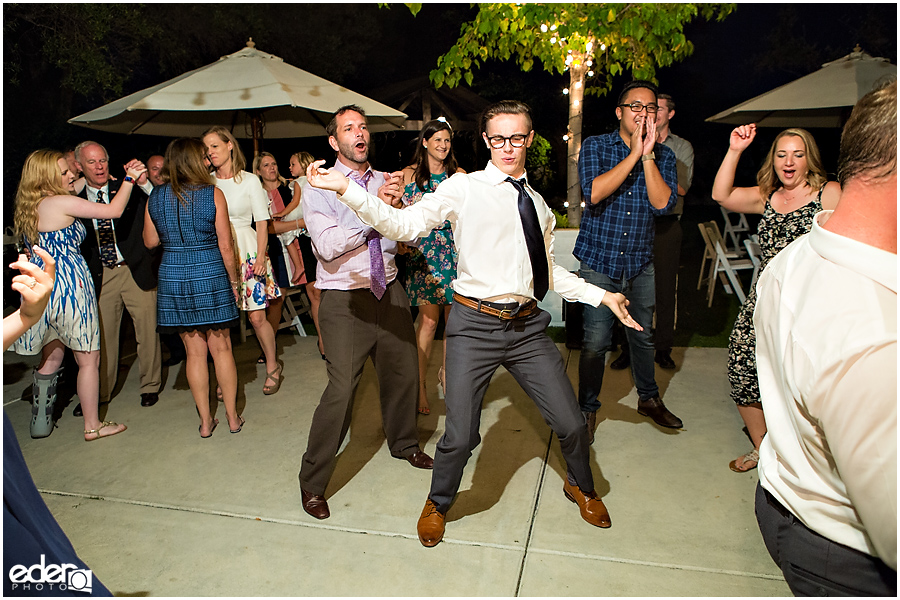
[203,127,283,395]
[400,120,465,415]
[712,124,840,472]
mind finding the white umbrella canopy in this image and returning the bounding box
[707,47,896,128]
[69,39,407,143]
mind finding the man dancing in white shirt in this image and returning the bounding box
[306,100,642,547]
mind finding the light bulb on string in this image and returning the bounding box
[562,88,569,95]
[540,23,548,33]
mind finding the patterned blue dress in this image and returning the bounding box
[401,172,457,305]
[148,184,239,332]
[12,221,99,353]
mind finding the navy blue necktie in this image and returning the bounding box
[506,177,548,301]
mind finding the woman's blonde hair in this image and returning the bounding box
[164,138,214,207]
[253,151,286,186]
[202,126,246,183]
[290,151,315,174]
[14,149,70,246]
[757,128,827,200]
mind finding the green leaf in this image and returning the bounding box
[406,3,422,16]
[607,8,616,22]
[464,71,474,86]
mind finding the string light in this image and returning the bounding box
[580,201,586,208]
[573,99,580,107]
[550,24,557,31]
[562,88,569,95]
[600,43,606,51]
[586,41,593,53]
[563,134,569,141]
[563,201,570,208]
[588,70,594,77]
[540,23,548,33]
[550,36,557,44]
[574,81,582,89]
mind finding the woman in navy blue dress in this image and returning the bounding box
[143,138,243,438]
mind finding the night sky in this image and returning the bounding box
[4,3,897,212]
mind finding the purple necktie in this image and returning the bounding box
[350,171,386,300]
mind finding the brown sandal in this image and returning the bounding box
[263,361,284,395]
[729,448,759,473]
[84,421,126,442]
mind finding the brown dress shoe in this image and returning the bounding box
[301,488,330,520]
[583,411,597,445]
[563,480,612,528]
[417,499,445,547]
[637,395,683,428]
[404,450,434,470]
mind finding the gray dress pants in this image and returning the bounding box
[429,303,594,513]
[755,483,897,596]
[299,280,421,496]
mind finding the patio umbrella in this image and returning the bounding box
[69,39,407,153]
[706,46,896,128]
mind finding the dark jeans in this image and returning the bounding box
[755,483,897,596]
[653,215,682,352]
[578,263,658,413]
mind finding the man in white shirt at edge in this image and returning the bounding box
[754,80,897,596]
[305,100,642,547]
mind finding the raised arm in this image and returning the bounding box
[4,246,55,350]
[712,124,766,214]
[581,134,641,206]
[306,160,455,242]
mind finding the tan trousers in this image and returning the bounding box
[98,265,161,402]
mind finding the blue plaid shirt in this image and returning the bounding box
[573,131,678,280]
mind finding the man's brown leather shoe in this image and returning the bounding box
[301,488,330,520]
[637,395,683,428]
[404,450,434,470]
[417,499,445,547]
[563,480,611,528]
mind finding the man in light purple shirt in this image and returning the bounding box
[297,105,433,521]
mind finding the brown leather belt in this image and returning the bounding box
[452,293,538,320]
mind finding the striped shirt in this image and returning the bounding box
[574,131,677,279]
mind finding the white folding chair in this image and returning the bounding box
[743,237,762,292]
[720,206,750,254]
[700,221,755,307]
[239,285,310,342]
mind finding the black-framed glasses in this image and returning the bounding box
[619,102,659,114]
[487,133,530,149]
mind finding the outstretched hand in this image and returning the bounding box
[306,160,350,195]
[10,247,55,323]
[729,124,757,152]
[601,292,643,331]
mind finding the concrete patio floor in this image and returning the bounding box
[3,330,789,596]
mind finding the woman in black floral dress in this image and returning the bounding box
[712,124,841,472]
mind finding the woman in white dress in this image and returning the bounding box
[202,127,283,395]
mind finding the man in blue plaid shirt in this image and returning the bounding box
[574,80,683,439]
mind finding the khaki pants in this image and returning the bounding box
[98,265,161,403]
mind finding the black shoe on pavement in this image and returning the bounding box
[654,350,676,370]
[610,351,630,370]
[637,395,683,429]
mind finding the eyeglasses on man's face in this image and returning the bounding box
[486,133,530,149]
[619,102,659,115]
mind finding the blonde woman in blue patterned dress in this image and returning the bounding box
[712,124,840,472]
[12,149,144,441]
[400,120,465,415]
[203,127,284,395]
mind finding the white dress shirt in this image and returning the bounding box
[755,210,897,569]
[338,161,606,307]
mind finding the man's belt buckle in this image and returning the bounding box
[498,308,514,320]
